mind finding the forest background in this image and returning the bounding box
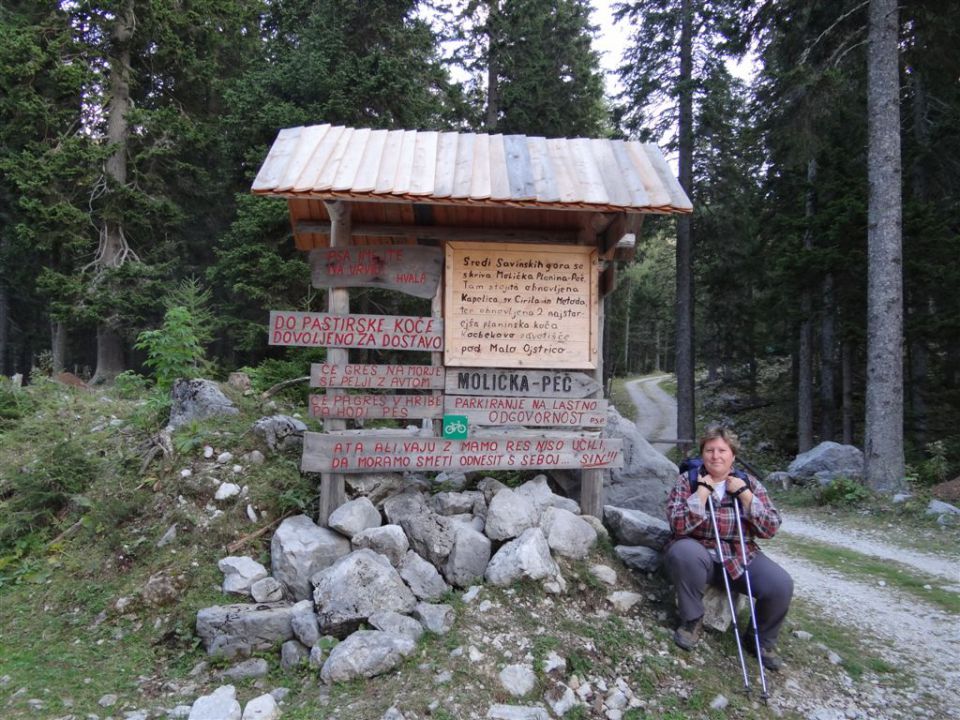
[1,0,957,485]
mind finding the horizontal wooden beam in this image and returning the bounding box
[295,220,580,244]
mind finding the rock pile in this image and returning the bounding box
[196,475,603,685]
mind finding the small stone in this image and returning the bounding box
[589,564,618,585]
[98,693,118,707]
[247,504,258,523]
[499,664,536,697]
[215,482,242,501]
[157,524,178,548]
[232,464,243,474]
[204,445,214,458]
[246,450,266,465]
[180,468,193,478]
[462,585,482,603]
[793,630,813,640]
[710,694,729,710]
[828,651,843,665]
[217,451,234,464]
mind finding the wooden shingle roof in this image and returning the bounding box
[252,124,691,214]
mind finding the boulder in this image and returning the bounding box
[368,610,425,643]
[168,379,239,431]
[429,490,485,516]
[241,694,280,720]
[251,415,308,453]
[398,550,449,601]
[554,406,678,517]
[351,524,409,566]
[195,602,303,658]
[220,658,269,681]
[217,556,268,596]
[328,497,382,538]
[788,442,864,482]
[188,685,241,720]
[443,525,492,588]
[383,491,428,526]
[515,475,580,517]
[539,507,596,559]
[413,602,455,635]
[400,511,457,568]
[614,545,662,573]
[926,499,960,516]
[290,610,320,648]
[271,514,351,601]
[485,528,560,586]
[280,639,309,670]
[603,506,671,550]
[320,630,416,684]
[485,488,538,541]
[312,549,417,637]
[702,585,749,632]
[345,473,403,505]
[249,577,284,603]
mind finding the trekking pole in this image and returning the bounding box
[732,502,770,702]
[705,495,751,696]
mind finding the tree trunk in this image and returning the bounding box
[864,0,904,492]
[91,0,136,385]
[797,158,816,452]
[819,273,836,440]
[51,320,67,374]
[0,247,8,376]
[842,339,854,444]
[485,0,500,131]
[675,0,695,454]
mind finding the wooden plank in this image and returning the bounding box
[252,126,302,191]
[311,363,444,389]
[526,136,560,203]
[315,127,355,191]
[503,135,536,200]
[451,133,476,199]
[392,130,418,195]
[294,220,578,245]
[592,139,632,207]
[409,130,438,196]
[644,143,693,211]
[373,130,404,194]
[331,127,370,191]
[309,244,442,299]
[433,131,459,198]
[444,241,597,369]
[444,396,608,427]
[309,393,443,420]
[444,368,602,398]
[269,311,443,350]
[276,124,328,192]
[488,134,511,201]
[625,141,671,207]
[469,133,491,200]
[352,129,388,193]
[570,138,608,205]
[293,125,345,192]
[302,432,624,473]
[610,140,650,207]
[580,468,604,518]
[546,138,579,203]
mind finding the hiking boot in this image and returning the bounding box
[673,617,703,651]
[744,638,785,671]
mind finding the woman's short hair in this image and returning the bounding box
[699,425,740,456]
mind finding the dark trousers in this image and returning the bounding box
[664,537,794,648]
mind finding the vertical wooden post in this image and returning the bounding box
[430,275,444,437]
[318,201,350,526]
[581,292,605,519]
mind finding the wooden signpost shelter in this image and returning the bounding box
[253,125,691,523]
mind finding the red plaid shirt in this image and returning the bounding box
[666,472,782,579]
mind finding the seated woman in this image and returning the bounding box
[664,425,794,670]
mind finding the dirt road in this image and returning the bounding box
[625,374,677,454]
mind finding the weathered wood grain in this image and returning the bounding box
[443,368,601,398]
[443,395,607,427]
[309,244,442,298]
[309,393,443,420]
[269,311,443,350]
[311,363,444,389]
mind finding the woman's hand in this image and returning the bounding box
[725,475,753,507]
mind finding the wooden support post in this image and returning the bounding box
[430,277,444,437]
[580,295,605,519]
[318,200,350,526]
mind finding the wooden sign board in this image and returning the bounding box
[444,368,602,398]
[309,245,442,299]
[444,241,599,369]
[269,311,443,351]
[311,363,444,389]
[443,396,607,427]
[302,432,623,474]
[308,394,443,420]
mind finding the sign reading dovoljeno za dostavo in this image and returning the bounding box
[269,311,443,350]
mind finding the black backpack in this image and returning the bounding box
[678,457,752,494]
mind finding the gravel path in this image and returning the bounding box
[625,375,677,454]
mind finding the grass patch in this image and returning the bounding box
[772,535,960,614]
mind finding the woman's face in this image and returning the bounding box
[702,437,735,478]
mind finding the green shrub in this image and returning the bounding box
[817,475,870,507]
[917,441,950,487]
[240,349,326,401]
[0,380,25,425]
[135,306,211,391]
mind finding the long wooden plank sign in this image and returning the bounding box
[302,433,623,473]
[309,394,443,420]
[311,363,444,389]
[309,245,443,299]
[269,311,443,350]
[444,368,602,398]
[444,396,607,427]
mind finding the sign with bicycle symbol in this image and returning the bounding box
[442,414,469,439]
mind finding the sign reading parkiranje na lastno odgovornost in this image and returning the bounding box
[301,433,623,473]
[269,311,443,351]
